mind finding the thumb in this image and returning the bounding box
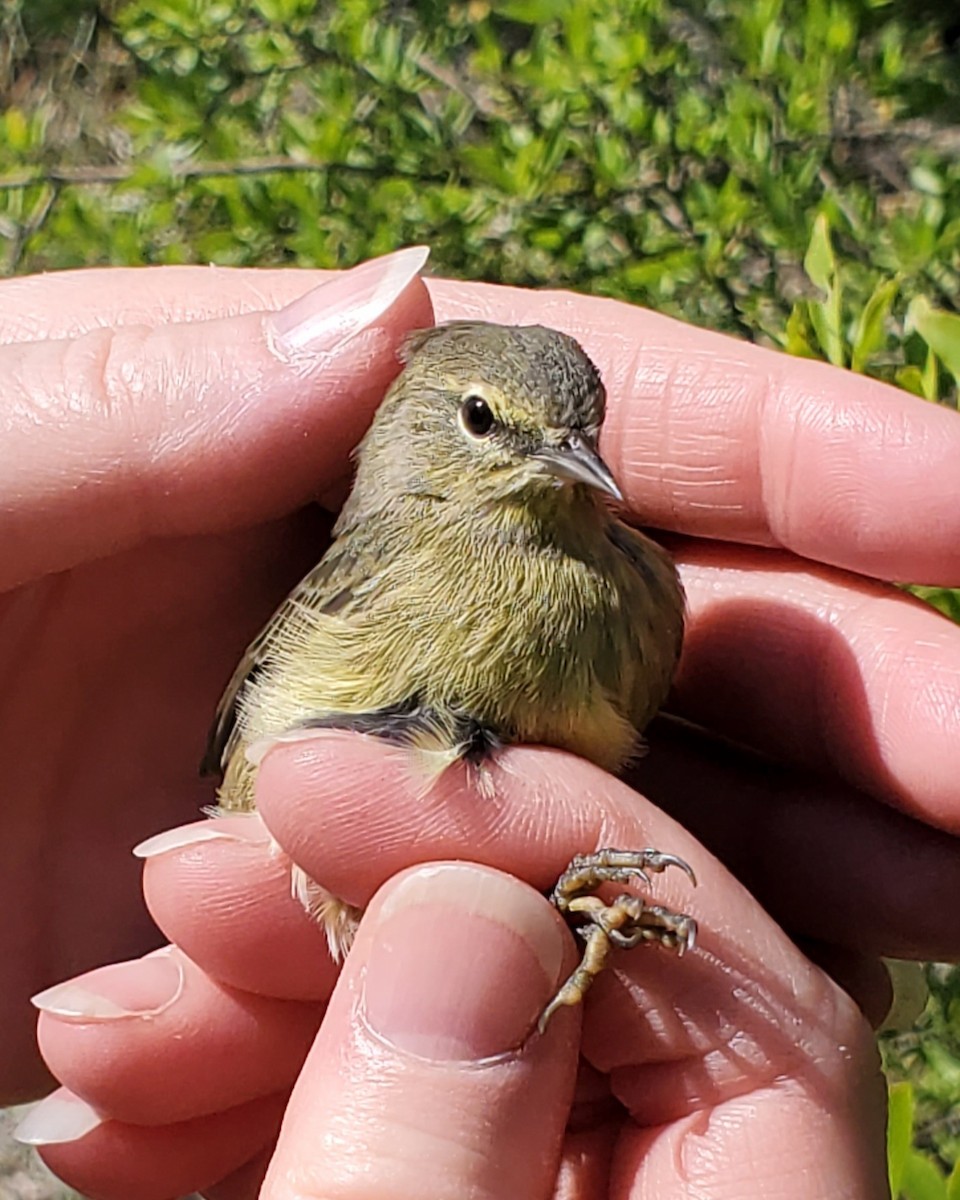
[261,862,580,1200]
[1,247,431,591]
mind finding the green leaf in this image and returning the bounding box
[803,212,836,292]
[895,365,927,399]
[910,587,960,623]
[498,0,572,23]
[922,1040,960,1094]
[910,165,945,197]
[922,344,939,403]
[851,277,899,374]
[902,1150,948,1200]
[782,302,817,358]
[946,1157,960,1200]
[2,107,30,152]
[907,297,960,385]
[803,214,845,367]
[888,1081,916,1199]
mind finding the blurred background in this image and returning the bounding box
[1,1,958,1197]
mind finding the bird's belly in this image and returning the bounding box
[500,686,638,773]
[408,568,640,772]
[233,540,651,786]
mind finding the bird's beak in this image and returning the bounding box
[532,433,624,501]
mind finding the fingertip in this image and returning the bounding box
[358,862,573,1061]
[1,252,435,587]
[262,861,581,1200]
[36,1092,286,1200]
[140,819,336,1002]
[36,950,320,1126]
[267,246,430,357]
[427,277,960,582]
[254,732,700,916]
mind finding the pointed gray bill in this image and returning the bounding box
[532,433,624,501]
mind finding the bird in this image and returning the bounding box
[203,319,696,1024]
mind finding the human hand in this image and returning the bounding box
[27,793,890,1200]
[0,248,432,1100]
[13,262,960,1197]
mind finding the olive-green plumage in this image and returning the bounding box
[206,320,684,954]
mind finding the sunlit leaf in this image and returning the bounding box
[902,1150,948,1200]
[908,297,960,385]
[851,277,899,374]
[804,212,836,291]
[889,1082,916,1199]
[946,1157,960,1200]
[802,215,844,367]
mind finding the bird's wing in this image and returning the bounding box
[201,535,377,777]
[606,518,685,711]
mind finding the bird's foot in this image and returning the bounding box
[540,848,698,1033]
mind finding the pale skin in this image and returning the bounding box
[2,251,960,1198]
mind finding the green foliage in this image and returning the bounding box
[0,0,957,391]
[801,212,846,367]
[783,213,960,620]
[912,587,960,623]
[888,1077,960,1200]
[889,1080,917,1198]
[908,296,960,388]
[785,212,960,405]
[884,967,960,1192]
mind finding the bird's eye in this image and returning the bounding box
[459,394,496,438]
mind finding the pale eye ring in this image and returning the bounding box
[459,393,496,438]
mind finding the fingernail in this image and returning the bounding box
[244,726,338,767]
[133,813,270,858]
[269,246,429,355]
[362,863,566,1061]
[32,950,185,1022]
[14,1090,103,1146]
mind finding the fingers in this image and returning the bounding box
[254,733,960,967]
[0,269,415,353]
[634,716,960,962]
[0,249,431,589]
[0,267,327,344]
[5,265,957,585]
[588,946,885,1190]
[26,1091,287,1200]
[610,1064,887,1200]
[28,864,581,1200]
[598,907,890,1197]
[673,540,960,833]
[24,940,317,1198]
[428,277,960,585]
[138,718,959,987]
[256,736,653,911]
[33,749,895,1200]
[261,863,580,1200]
[136,816,337,1001]
[251,741,889,1199]
[34,948,321,1125]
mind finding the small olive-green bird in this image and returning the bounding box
[204,320,692,1015]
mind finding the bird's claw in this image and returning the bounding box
[539,847,698,1033]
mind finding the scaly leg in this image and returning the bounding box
[540,848,698,1033]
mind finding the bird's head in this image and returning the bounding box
[352,321,621,514]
